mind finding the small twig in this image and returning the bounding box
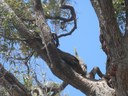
[15,50,34,74]
[58,5,77,38]
[87,67,105,79]
[24,51,35,74]
[21,4,77,39]
[51,82,68,96]
[34,73,68,96]
[33,73,44,93]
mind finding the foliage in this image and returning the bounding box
[0,86,9,96]
[113,0,126,32]
[0,0,72,95]
[0,0,73,65]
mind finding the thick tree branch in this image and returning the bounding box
[21,4,77,39]
[0,0,35,40]
[90,1,128,95]
[0,64,31,96]
[90,1,127,86]
[58,5,77,38]
[91,0,123,59]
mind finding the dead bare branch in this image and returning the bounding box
[58,5,77,38]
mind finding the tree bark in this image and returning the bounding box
[91,0,128,96]
[3,0,128,96]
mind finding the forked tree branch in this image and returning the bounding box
[87,67,105,79]
[21,4,77,39]
[58,5,77,38]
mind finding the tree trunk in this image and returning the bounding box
[91,0,128,96]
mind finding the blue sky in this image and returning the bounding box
[43,1,107,96]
